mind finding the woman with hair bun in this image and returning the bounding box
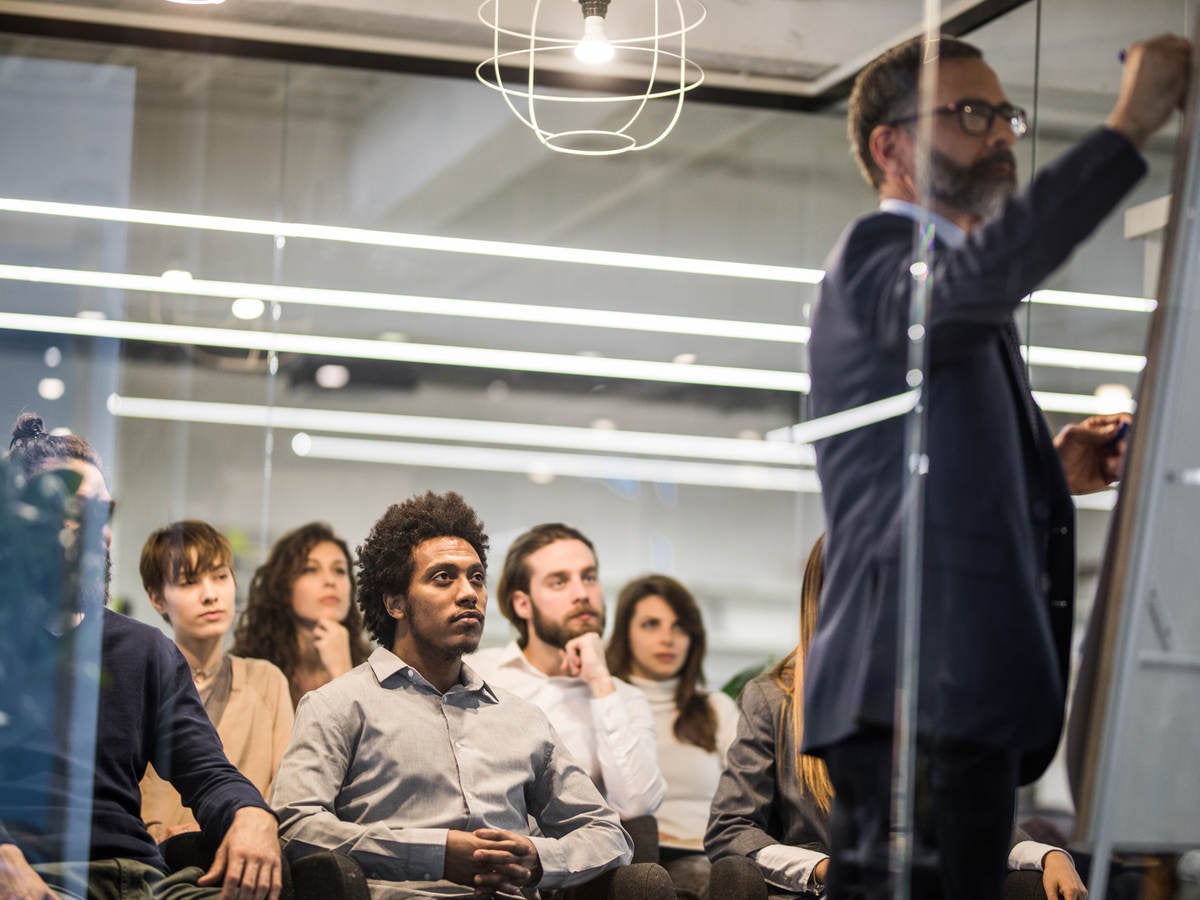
[231,522,370,707]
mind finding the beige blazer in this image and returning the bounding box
[140,655,293,841]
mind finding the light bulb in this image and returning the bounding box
[574,16,615,64]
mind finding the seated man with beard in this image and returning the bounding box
[0,413,282,900]
[469,524,666,823]
[270,494,640,899]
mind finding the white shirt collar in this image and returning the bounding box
[879,198,967,248]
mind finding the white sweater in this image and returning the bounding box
[630,675,739,847]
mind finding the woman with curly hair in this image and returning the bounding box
[231,522,371,707]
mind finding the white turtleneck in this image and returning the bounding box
[630,675,739,847]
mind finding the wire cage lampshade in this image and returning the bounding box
[476,0,706,156]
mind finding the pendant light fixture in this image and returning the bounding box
[477,0,706,156]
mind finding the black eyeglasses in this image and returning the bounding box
[888,98,1029,139]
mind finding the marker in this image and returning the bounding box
[1108,420,1131,448]
[1118,48,1127,63]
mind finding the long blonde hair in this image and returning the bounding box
[770,534,835,815]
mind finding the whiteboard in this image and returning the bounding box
[1071,27,1200,854]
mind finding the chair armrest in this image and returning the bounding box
[620,816,660,866]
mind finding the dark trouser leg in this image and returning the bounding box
[923,738,1019,900]
[823,732,893,900]
[33,859,220,900]
[822,731,1018,900]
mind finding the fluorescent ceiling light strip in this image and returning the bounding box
[0,263,809,344]
[1020,344,1145,373]
[0,201,1157,310]
[107,394,816,465]
[0,264,1151,370]
[765,391,920,445]
[1032,390,1135,416]
[0,312,808,392]
[1029,289,1157,313]
[294,433,820,493]
[0,198,823,284]
[765,386,1135,448]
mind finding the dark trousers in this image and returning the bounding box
[822,730,1020,900]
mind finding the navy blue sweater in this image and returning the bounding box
[0,608,271,870]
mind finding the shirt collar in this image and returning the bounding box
[368,645,498,702]
[879,198,967,248]
[497,640,542,674]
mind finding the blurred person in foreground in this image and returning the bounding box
[804,33,1189,900]
[0,413,281,900]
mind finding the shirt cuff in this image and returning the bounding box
[753,844,829,895]
[1009,840,1066,871]
[589,691,630,730]
[393,828,448,883]
[528,836,566,888]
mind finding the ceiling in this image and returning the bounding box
[0,0,1031,104]
[0,0,1189,431]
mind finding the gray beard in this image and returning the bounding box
[928,147,1017,221]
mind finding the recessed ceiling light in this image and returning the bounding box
[37,377,65,400]
[528,467,556,485]
[486,380,510,401]
[377,331,409,343]
[231,297,265,320]
[315,364,351,389]
[591,418,617,431]
[50,427,72,436]
[160,269,193,283]
[43,346,62,368]
[75,310,107,320]
[737,429,761,441]
[673,353,697,365]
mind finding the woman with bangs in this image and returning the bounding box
[138,520,293,841]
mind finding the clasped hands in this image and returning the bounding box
[445,828,542,896]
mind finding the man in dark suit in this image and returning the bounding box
[803,33,1190,900]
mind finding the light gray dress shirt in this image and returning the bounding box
[271,647,633,899]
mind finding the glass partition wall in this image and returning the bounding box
[1,0,1195,891]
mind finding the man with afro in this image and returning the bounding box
[270,491,644,899]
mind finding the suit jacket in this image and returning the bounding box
[803,127,1146,783]
[706,675,829,899]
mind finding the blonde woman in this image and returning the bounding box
[705,536,1086,900]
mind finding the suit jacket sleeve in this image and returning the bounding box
[705,680,829,861]
[837,128,1146,357]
